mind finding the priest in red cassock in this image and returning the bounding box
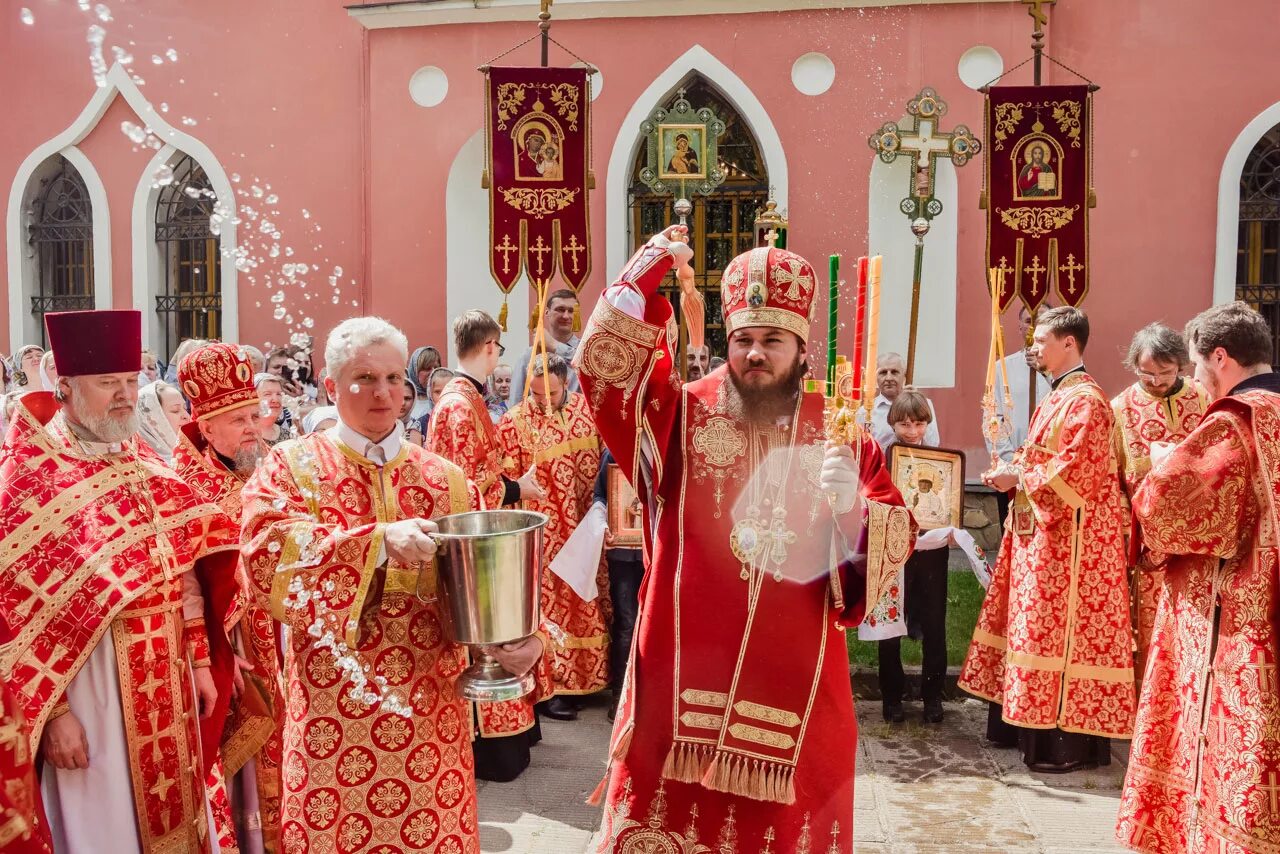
[576,225,914,851]
[174,342,284,853]
[0,310,241,853]
[1116,301,1280,854]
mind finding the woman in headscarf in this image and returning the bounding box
[136,381,190,464]
[38,352,57,392]
[254,372,294,446]
[10,345,43,392]
[301,405,338,436]
[407,345,442,422]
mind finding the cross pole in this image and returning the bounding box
[1021,0,1056,424]
[539,0,553,67]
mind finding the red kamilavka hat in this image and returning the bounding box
[719,246,817,340]
[179,343,259,421]
[44,310,142,377]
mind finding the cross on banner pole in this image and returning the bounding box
[1022,0,1056,425]
[868,88,980,385]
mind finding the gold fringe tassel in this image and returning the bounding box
[660,741,714,784]
[700,752,797,805]
[528,302,542,333]
[572,300,582,334]
[498,295,509,332]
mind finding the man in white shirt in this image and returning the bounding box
[862,352,940,450]
[984,304,1052,465]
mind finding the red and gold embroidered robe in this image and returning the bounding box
[174,428,284,853]
[1111,379,1210,679]
[1116,388,1280,854]
[0,394,240,852]
[960,372,1136,738]
[242,432,493,853]
[424,377,539,739]
[0,615,50,854]
[496,393,609,696]
[575,294,912,851]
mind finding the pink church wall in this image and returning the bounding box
[1,0,1275,459]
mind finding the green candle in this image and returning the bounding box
[828,254,840,395]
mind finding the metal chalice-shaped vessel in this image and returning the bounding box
[426,509,548,702]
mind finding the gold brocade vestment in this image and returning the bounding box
[241,432,487,853]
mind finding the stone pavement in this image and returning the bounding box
[477,696,1130,853]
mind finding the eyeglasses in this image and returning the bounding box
[1136,368,1179,383]
[491,341,506,357]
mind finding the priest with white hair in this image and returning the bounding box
[241,316,547,852]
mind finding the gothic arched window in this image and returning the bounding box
[1237,124,1280,367]
[155,154,222,360]
[629,76,769,365]
[27,156,95,341]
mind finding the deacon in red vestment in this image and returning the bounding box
[0,310,241,853]
[242,317,545,853]
[175,342,285,853]
[425,310,549,776]
[962,306,1136,772]
[497,353,609,713]
[1117,302,1280,854]
[1110,323,1210,681]
[577,227,913,852]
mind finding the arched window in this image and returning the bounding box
[629,76,769,365]
[27,156,94,342]
[155,154,221,360]
[1237,124,1280,367]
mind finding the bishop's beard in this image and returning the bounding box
[722,357,807,426]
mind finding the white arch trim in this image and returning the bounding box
[606,44,789,276]
[1215,101,1280,306]
[6,62,237,350]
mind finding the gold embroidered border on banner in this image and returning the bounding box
[728,723,796,750]
[732,700,801,728]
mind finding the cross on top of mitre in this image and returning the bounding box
[867,87,981,218]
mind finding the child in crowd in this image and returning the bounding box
[879,390,949,724]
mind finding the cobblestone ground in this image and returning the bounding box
[477,696,1130,853]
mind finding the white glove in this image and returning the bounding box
[819,442,860,515]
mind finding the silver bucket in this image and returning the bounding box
[430,509,548,702]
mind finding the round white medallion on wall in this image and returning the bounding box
[957,46,1004,92]
[572,61,603,101]
[409,66,449,108]
[791,52,835,97]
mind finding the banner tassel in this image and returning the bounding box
[572,300,582,334]
[498,295,509,333]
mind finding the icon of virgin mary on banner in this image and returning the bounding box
[485,66,592,301]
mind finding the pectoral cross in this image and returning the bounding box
[530,235,552,277]
[563,234,585,275]
[495,234,518,275]
[765,517,797,567]
[1023,254,1047,296]
[1059,253,1084,295]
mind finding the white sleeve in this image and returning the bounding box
[181,569,206,621]
[603,285,646,320]
[926,400,941,447]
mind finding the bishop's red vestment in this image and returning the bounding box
[576,238,913,852]
[1116,382,1280,853]
[960,371,1136,739]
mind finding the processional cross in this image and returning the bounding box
[868,88,980,384]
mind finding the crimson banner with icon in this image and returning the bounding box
[985,85,1092,310]
[485,65,592,292]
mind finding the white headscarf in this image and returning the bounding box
[301,405,339,435]
[136,382,181,464]
[38,352,57,392]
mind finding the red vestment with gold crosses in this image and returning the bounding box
[0,394,240,853]
[960,371,1137,738]
[1116,386,1280,854]
[174,427,285,853]
[0,615,51,854]
[1110,379,1210,679]
[243,431,530,853]
[497,392,609,696]
[424,377,541,739]
[576,238,913,852]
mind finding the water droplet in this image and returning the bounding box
[183,186,201,199]
[181,117,198,126]
[94,3,112,22]
[302,317,314,329]
[349,384,360,394]
[165,48,178,62]
[152,164,175,187]
[120,120,147,144]
[78,0,90,10]
[333,265,344,277]
[302,209,311,219]
[273,306,286,320]
[151,54,163,65]
[20,8,34,25]
[265,193,279,205]
[271,291,285,304]
[231,173,241,183]
[159,101,169,113]
[209,213,223,236]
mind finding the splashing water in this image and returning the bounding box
[20,8,34,26]
[348,384,360,394]
[165,48,178,62]
[152,164,175,187]
[87,25,107,86]
[94,3,111,22]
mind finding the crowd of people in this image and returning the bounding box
[0,225,1275,854]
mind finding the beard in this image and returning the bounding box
[76,407,140,444]
[232,445,263,475]
[723,356,807,426]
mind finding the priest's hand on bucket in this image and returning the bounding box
[517,465,548,502]
[42,710,90,770]
[385,518,440,566]
[485,635,545,679]
[820,441,861,515]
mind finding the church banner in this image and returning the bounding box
[985,85,1091,310]
[485,66,592,293]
